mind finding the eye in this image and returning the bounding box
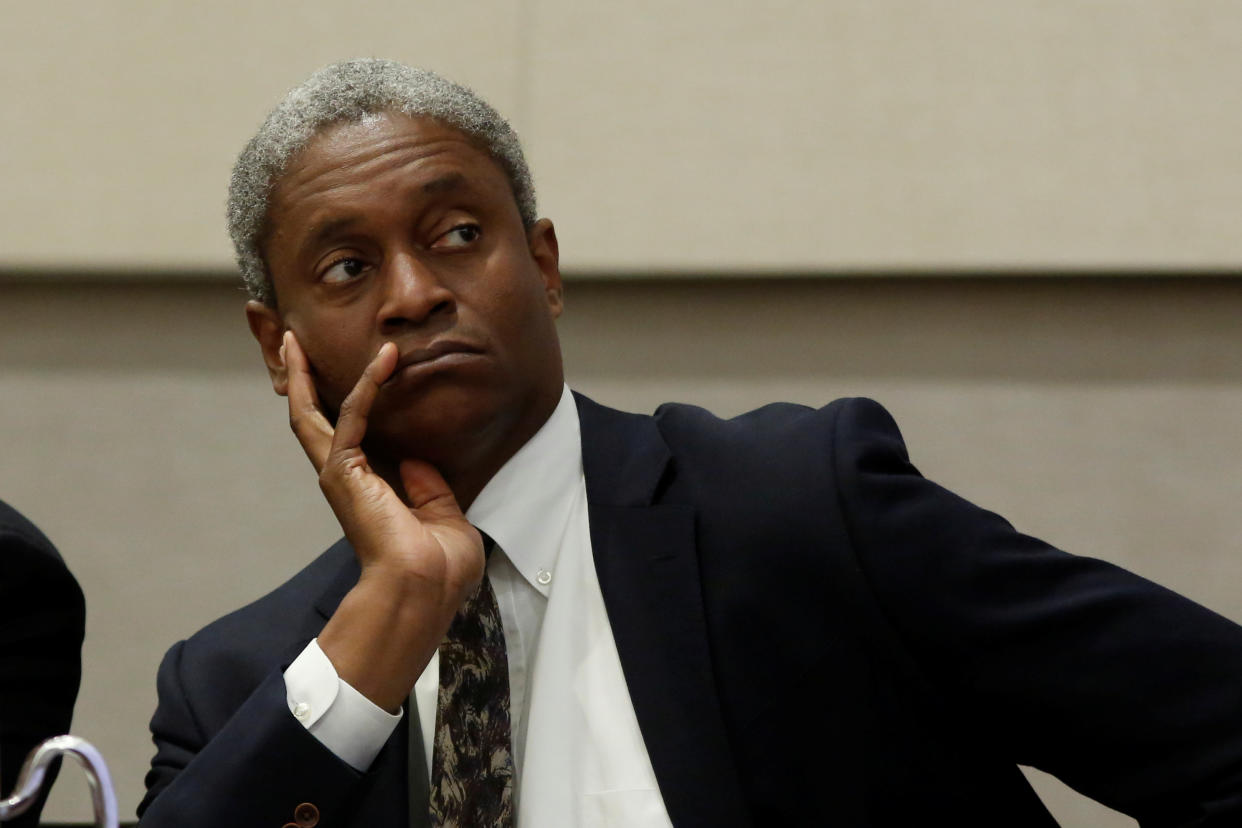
[432,223,481,249]
[321,257,369,284]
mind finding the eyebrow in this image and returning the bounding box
[303,215,362,250]
[421,172,467,195]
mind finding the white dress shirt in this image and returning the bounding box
[284,385,672,825]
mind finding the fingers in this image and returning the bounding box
[283,331,334,471]
[330,342,399,455]
[399,458,484,588]
[398,459,465,522]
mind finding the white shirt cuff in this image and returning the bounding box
[284,638,403,771]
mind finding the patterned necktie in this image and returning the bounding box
[429,538,514,827]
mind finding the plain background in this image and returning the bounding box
[2,3,1240,825]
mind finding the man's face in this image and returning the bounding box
[247,112,564,478]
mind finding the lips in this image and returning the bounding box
[396,339,483,369]
[386,339,485,385]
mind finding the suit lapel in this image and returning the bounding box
[311,543,419,828]
[576,394,752,828]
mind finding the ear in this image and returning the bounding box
[527,218,563,318]
[245,301,289,396]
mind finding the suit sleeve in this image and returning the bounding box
[831,397,1242,827]
[137,641,370,827]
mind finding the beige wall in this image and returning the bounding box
[4,1,1242,272]
[2,276,1240,826]
[4,2,1242,825]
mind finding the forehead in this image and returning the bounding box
[266,112,512,234]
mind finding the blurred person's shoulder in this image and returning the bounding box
[0,499,72,574]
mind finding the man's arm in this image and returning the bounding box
[282,333,483,713]
[833,397,1242,826]
[139,643,367,826]
[139,334,482,825]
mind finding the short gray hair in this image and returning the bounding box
[227,58,537,305]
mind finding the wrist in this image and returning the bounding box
[355,559,479,620]
[318,575,461,713]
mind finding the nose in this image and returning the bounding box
[376,252,456,334]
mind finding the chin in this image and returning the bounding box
[368,386,512,465]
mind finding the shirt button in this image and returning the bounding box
[293,702,311,720]
[536,569,552,586]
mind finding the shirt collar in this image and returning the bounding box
[466,384,581,596]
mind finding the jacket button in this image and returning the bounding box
[294,802,320,827]
[282,823,299,828]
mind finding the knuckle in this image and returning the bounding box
[289,402,323,434]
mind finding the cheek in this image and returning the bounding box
[290,319,372,407]
[484,256,557,330]
[487,285,554,356]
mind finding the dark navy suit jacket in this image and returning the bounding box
[0,499,85,828]
[139,396,1242,827]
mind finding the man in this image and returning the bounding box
[138,59,1242,827]
[0,499,85,828]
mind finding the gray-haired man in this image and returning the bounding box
[138,59,1242,827]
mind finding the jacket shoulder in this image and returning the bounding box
[649,396,905,476]
[0,499,68,569]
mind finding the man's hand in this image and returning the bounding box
[282,331,485,712]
